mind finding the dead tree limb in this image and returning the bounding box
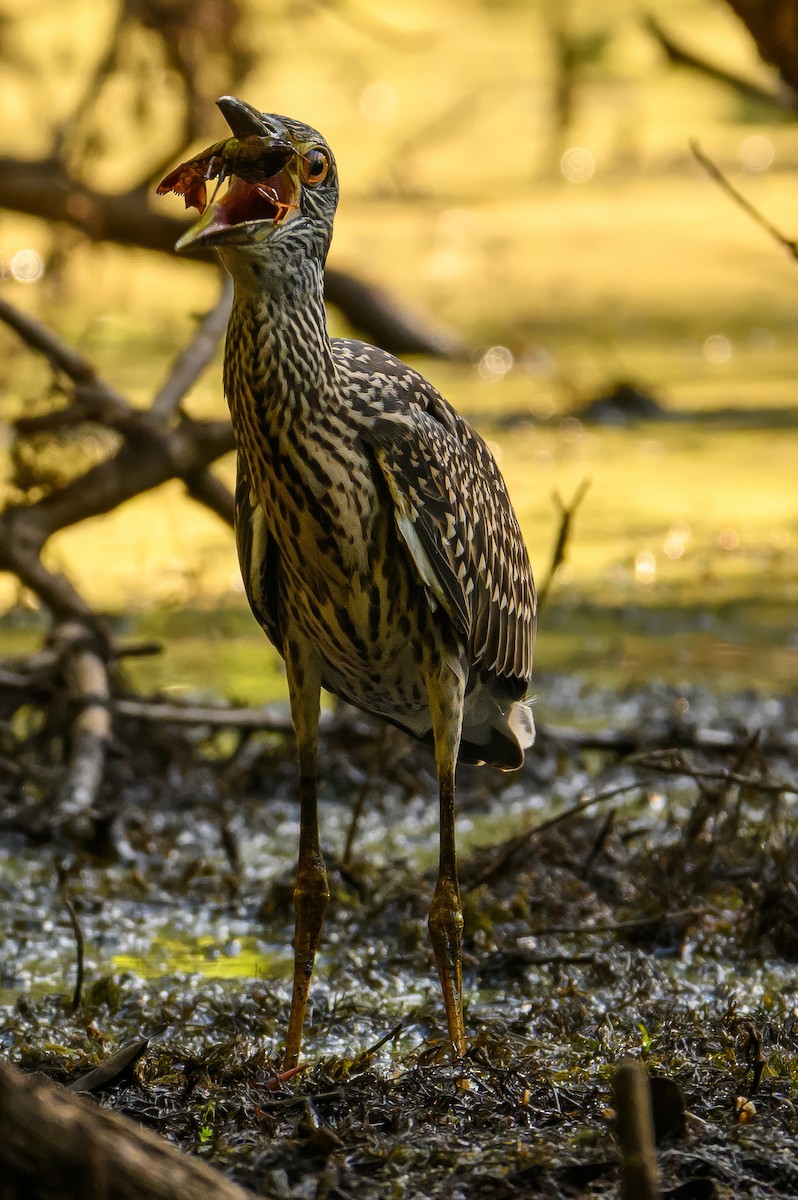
[645,13,793,111]
[723,0,798,97]
[0,1059,262,1200]
[0,295,235,622]
[0,157,465,358]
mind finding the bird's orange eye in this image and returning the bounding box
[300,149,330,186]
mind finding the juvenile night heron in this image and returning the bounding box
[160,96,536,1067]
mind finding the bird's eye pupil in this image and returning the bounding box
[302,150,329,184]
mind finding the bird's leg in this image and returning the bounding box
[424,650,467,1060]
[283,637,328,1071]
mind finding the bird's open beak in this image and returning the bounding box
[167,97,300,253]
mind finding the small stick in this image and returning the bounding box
[743,1022,766,1095]
[343,724,389,864]
[690,140,798,262]
[56,864,85,1014]
[533,906,702,938]
[465,780,643,891]
[629,749,797,797]
[537,478,590,611]
[614,1059,661,1200]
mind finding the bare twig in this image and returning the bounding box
[531,906,702,938]
[613,1059,661,1200]
[691,140,798,261]
[541,720,797,758]
[343,723,389,864]
[743,1022,766,1095]
[630,748,797,796]
[56,864,85,1014]
[464,780,643,891]
[536,478,590,610]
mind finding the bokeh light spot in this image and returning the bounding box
[10,249,44,283]
[739,135,774,171]
[663,521,690,560]
[558,416,583,442]
[560,147,595,184]
[478,345,514,380]
[718,528,739,551]
[635,549,656,585]
[702,334,732,364]
[359,82,398,123]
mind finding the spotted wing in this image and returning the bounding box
[367,402,536,684]
[234,467,283,655]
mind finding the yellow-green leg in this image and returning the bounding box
[424,651,467,1059]
[283,637,329,1071]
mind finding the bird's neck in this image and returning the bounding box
[224,254,337,437]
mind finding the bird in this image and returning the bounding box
[159,96,537,1069]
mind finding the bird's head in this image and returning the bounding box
[159,96,338,277]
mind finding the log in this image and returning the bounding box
[0,1059,261,1200]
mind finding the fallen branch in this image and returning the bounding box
[0,1059,262,1200]
[114,696,295,733]
[56,622,112,818]
[541,720,797,758]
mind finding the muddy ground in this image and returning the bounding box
[1,669,797,1198]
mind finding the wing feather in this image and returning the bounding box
[366,398,536,685]
[234,467,283,654]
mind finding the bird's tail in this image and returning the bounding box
[460,687,535,771]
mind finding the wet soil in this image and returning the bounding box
[1,672,797,1198]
